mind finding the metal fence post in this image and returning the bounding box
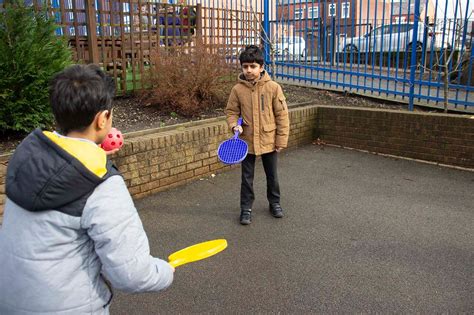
[263,0,270,65]
[408,0,421,111]
[84,0,99,64]
[331,17,336,66]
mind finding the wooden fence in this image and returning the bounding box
[17,0,264,94]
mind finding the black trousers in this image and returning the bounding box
[240,151,280,209]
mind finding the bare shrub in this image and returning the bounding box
[142,45,237,117]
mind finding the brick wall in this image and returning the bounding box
[0,105,318,220]
[0,157,6,221]
[317,106,474,169]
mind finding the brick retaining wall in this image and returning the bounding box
[317,106,474,169]
[1,105,473,221]
[0,158,6,220]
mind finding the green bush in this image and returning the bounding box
[0,0,71,133]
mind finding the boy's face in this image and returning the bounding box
[241,62,263,83]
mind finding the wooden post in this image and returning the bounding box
[195,3,202,46]
[84,0,99,64]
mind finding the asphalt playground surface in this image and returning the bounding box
[111,145,473,314]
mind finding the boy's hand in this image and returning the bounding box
[104,148,120,155]
[275,147,284,153]
[233,125,243,134]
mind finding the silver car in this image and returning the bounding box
[338,23,447,53]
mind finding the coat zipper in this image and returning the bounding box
[261,94,264,112]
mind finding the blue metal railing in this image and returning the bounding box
[265,0,474,112]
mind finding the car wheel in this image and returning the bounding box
[407,42,423,52]
[344,44,358,53]
[300,49,307,61]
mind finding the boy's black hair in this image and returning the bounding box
[239,45,264,66]
[49,64,115,134]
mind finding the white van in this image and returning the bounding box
[275,36,307,60]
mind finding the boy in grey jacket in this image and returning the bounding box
[0,65,174,314]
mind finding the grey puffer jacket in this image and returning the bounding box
[0,130,174,314]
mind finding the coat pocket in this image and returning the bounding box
[261,123,277,145]
[278,95,287,110]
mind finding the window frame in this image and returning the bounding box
[341,2,350,19]
[308,6,319,19]
[328,3,337,17]
[294,8,305,20]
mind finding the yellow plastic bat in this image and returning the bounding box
[168,239,228,268]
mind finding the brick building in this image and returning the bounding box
[275,0,436,57]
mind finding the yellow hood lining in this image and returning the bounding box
[43,131,107,178]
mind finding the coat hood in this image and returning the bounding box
[6,129,117,216]
[238,70,272,88]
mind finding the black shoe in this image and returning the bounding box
[269,203,284,218]
[240,209,252,225]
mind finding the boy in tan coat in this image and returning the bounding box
[225,45,290,225]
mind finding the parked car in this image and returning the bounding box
[275,36,307,60]
[338,23,449,53]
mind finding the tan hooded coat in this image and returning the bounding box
[225,71,290,156]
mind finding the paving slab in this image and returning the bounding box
[111,145,474,314]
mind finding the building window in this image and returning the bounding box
[67,0,74,20]
[294,8,304,20]
[308,7,319,19]
[395,16,407,23]
[341,2,350,19]
[328,3,337,17]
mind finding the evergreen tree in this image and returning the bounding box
[0,0,72,132]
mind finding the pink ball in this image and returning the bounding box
[101,127,124,151]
